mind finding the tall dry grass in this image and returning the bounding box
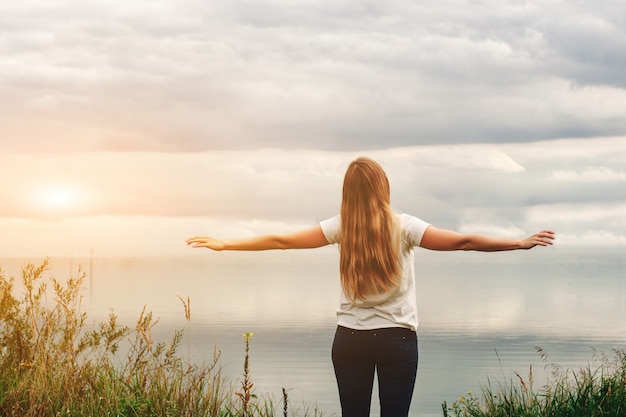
[442,346,626,417]
[0,258,325,417]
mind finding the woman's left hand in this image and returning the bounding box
[186,236,226,251]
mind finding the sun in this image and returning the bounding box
[43,187,73,207]
[37,184,81,213]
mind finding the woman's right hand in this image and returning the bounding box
[519,230,556,249]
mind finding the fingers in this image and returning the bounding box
[187,242,205,248]
[535,230,556,246]
[186,236,224,250]
[186,236,207,245]
[186,236,209,248]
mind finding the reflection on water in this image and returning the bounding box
[2,247,625,417]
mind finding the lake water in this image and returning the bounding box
[2,246,625,417]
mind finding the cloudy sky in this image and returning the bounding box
[1,0,625,257]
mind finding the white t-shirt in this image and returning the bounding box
[319,214,430,331]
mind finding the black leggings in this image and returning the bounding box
[331,325,418,417]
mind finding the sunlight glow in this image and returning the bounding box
[38,185,80,212]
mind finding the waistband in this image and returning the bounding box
[336,325,416,336]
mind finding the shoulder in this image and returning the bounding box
[398,213,431,246]
[319,215,341,244]
[398,213,429,229]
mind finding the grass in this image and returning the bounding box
[442,346,626,417]
[10,258,624,417]
[0,258,326,417]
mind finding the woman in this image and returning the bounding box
[186,157,555,417]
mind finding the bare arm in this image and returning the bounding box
[420,226,555,252]
[186,225,330,251]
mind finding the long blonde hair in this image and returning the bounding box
[340,157,401,303]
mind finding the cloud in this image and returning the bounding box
[2,136,625,256]
[540,3,626,88]
[548,167,626,183]
[524,202,626,247]
[1,0,625,153]
[0,143,527,222]
[560,231,626,247]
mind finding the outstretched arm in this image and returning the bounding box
[420,226,555,252]
[186,225,330,251]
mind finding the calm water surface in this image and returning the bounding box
[3,246,625,417]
